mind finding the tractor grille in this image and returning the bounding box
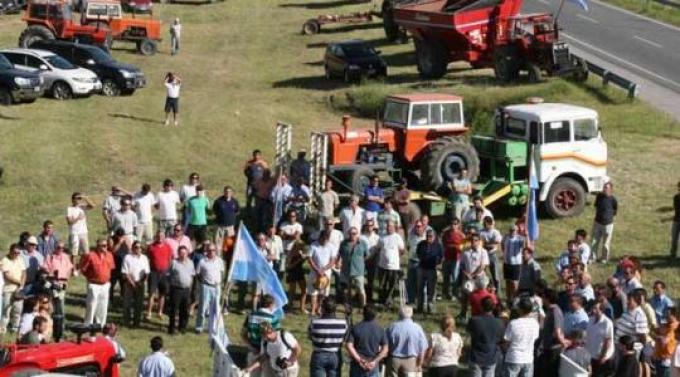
[552,42,571,68]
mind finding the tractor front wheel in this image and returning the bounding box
[137,39,157,56]
[415,39,447,79]
[527,63,542,83]
[493,46,519,83]
[350,166,376,195]
[544,177,586,218]
[420,136,479,192]
[18,25,55,48]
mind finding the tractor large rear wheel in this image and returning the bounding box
[493,46,520,83]
[18,25,55,48]
[544,177,586,218]
[420,136,479,191]
[415,39,447,79]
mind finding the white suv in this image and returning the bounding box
[0,48,102,100]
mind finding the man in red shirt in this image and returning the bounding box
[441,217,466,300]
[468,275,498,316]
[147,231,174,319]
[80,239,115,325]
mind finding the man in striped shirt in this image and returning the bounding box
[615,292,649,344]
[308,297,349,377]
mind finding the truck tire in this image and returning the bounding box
[420,136,479,191]
[302,19,321,35]
[544,177,586,218]
[137,39,157,56]
[351,166,376,195]
[18,25,55,48]
[527,63,542,83]
[0,87,13,106]
[415,39,447,79]
[493,46,519,83]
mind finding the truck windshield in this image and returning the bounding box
[573,118,598,140]
[46,55,76,70]
[383,101,409,126]
[0,55,13,70]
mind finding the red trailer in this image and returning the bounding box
[385,0,587,82]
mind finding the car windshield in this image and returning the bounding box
[383,101,409,125]
[342,43,375,58]
[88,47,114,63]
[45,55,76,70]
[0,54,13,70]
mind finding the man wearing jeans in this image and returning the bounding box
[308,297,348,377]
[502,297,540,377]
[80,239,115,325]
[591,182,617,263]
[346,305,388,377]
[416,229,442,313]
[441,217,465,300]
[195,243,224,333]
[467,297,504,377]
[167,245,194,334]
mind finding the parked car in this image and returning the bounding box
[324,39,387,83]
[0,52,44,105]
[0,0,22,14]
[122,0,152,13]
[31,40,145,96]
[0,48,101,100]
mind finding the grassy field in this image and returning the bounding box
[0,0,679,375]
[598,0,680,27]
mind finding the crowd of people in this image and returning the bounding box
[1,145,679,377]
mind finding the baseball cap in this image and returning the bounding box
[27,236,38,245]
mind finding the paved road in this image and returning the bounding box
[523,0,680,120]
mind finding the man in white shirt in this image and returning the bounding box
[459,232,489,319]
[339,196,365,238]
[316,179,340,231]
[406,220,425,305]
[361,218,380,304]
[575,229,591,264]
[195,243,225,333]
[502,297,540,377]
[245,322,301,377]
[279,209,303,277]
[102,186,129,233]
[163,72,181,126]
[480,217,503,295]
[112,200,138,248]
[378,221,405,308]
[134,183,156,245]
[307,233,336,316]
[267,226,284,274]
[122,241,150,327]
[156,179,180,236]
[462,197,493,225]
[138,336,175,377]
[586,301,615,376]
[501,223,525,299]
[66,192,94,260]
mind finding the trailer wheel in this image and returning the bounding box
[544,177,586,218]
[527,63,542,83]
[493,46,519,83]
[351,166,376,195]
[138,38,157,56]
[18,25,55,48]
[420,136,479,191]
[302,19,321,35]
[415,39,447,79]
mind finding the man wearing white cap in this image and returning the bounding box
[22,236,45,287]
[170,18,181,55]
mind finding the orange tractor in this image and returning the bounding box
[18,0,112,50]
[81,0,162,55]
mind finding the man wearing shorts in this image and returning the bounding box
[338,227,368,309]
[163,72,181,126]
[502,224,525,300]
[307,232,336,316]
[147,231,173,320]
[66,192,94,263]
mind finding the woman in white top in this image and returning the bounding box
[425,314,463,377]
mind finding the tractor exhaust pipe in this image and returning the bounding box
[342,114,351,141]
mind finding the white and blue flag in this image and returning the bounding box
[526,147,540,242]
[209,295,229,351]
[227,224,288,316]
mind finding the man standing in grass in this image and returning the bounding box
[138,336,175,377]
[163,72,181,127]
[195,242,224,333]
[66,192,94,264]
[169,18,181,56]
[186,185,210,245]
[591,182,617,263]
[1,244,26,334]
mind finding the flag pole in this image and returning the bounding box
[554,0,567,25]
[223,221,244,311]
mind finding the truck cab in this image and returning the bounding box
[487,101,608,217]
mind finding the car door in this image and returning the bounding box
[25,54,58,89]
[2,52,29,71]
[536,119,572,181]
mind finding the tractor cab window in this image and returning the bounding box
[431,102,463,125]
[573,118,598,140]
[410,104,429,126]
[383,101,408,126]
[48,3,64,18]
[534,22,553,35]
[542,121,571,143]
[87,3,108,16]
[504,117,526,138]
[29,3,48,18]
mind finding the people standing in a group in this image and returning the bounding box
[138,336,176,377]
[179,173,199,225]
[1,244,26,334]
[501,297,540,377]
[80,239,115,325]
[406,219,426,305]
[245,321,302,377]
[317,179,340,229]
[147,231,173,320]
[458,232,489,320]
[416,229,443,313]
[285,234,307,312]
[121,241,149,328]
[363,176,384,219]
[651,280,675,325]
[66,192,94,262]
[361,218,380,304]
[195,242,224,333]
[36,220,59,258]
[671,181,680,258]
[308,297,349,377]
[22,236,44,287]
[213,185,240,251]
[394,179,412,239]
[307,232,336,315]
[289,149,311,185]
[163,72,181,127]
[167,245,194,335]
[340,196,365,238]
[169,18,181,56]
[186,185,210,245]
[156,179,181,236]
[133,183,156,245]
[518,247,541,292]
[43,241,73,340]
[425,314,463,377]
[385,305,428,377]
[378,221,405,309]
[585,300,615,377]
[591,182,617,263]
[346,305,388,377]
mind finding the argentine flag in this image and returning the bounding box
[526,147,540,242]
[227,224,288,316]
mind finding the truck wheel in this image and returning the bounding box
[51,81,73,100]
[351,166,376,195]
[493,46,519,83]
[138,39,157,56]
[18,25,55,48]
[302,19,320,35]
[415,39,447,79]
[527,63,542,83]
[544,177,586,218]
[0,87,13,106]
[420,136,480,191]
[101,79,121,96]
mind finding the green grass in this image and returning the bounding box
[597,0,680,27]
[0,0,679,375]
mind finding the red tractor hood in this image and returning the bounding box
[327,127,398,165]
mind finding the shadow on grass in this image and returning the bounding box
[0,113,21,120]
[318,22,382,34]
[381,50,413,67]
[304,60,325,67]
[279,0,366,9]
[273,75,347,91]
[307,42,329,49]
[109,112,162,124]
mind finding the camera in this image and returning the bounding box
[275,357,289,369]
